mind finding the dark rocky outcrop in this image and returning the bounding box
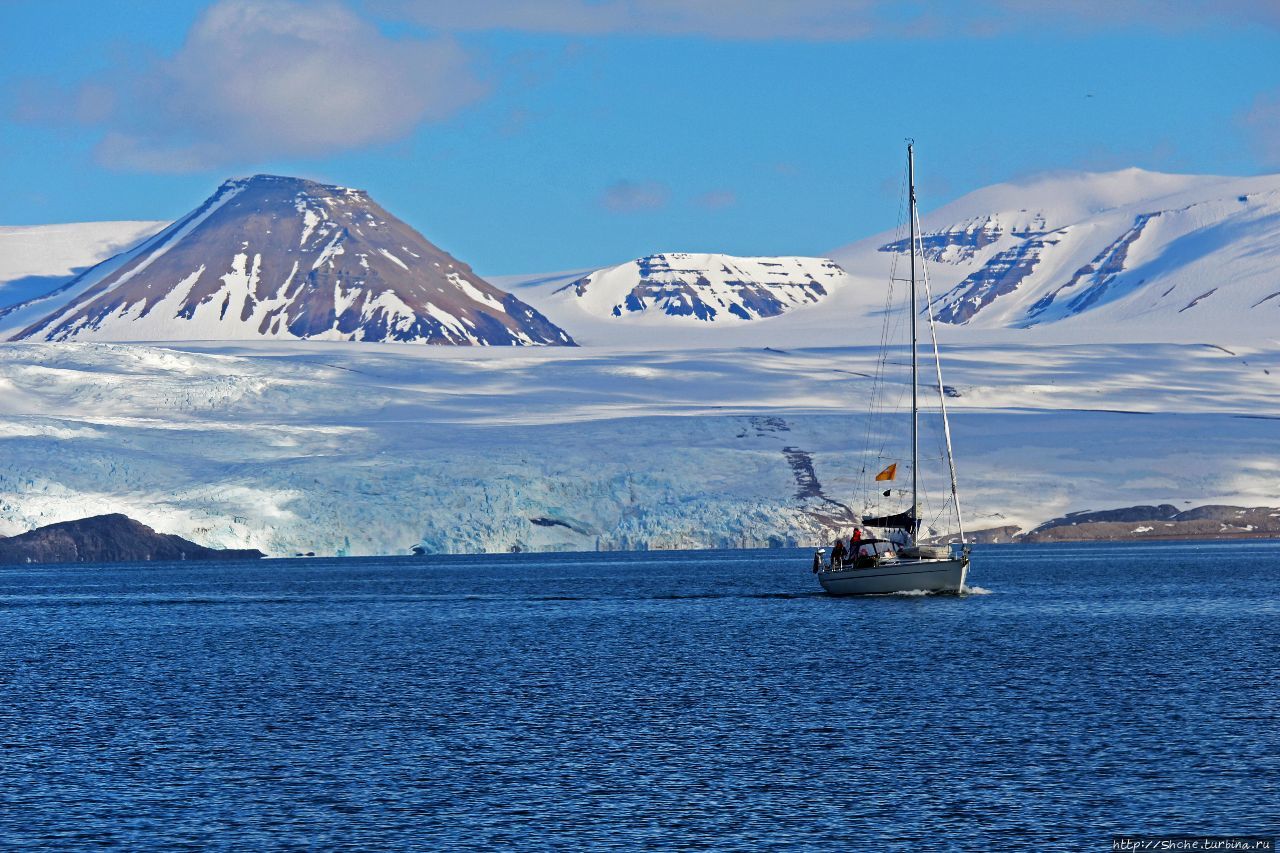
[0,514,264,565]
[879,215,1049,264]
[1023,212,1163,325]
[958,525,1024,544]
[932,231,1064,324]
[1022,504,1280,542]
[925,505,1280,545]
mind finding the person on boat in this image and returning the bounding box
[830,538,846,568]
[812,551,823,573]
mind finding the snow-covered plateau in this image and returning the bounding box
[0,340,1275,556]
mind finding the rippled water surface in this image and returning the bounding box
[1,542,1277,850]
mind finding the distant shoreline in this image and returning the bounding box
[959,531,1280,545]
[5,537,1279,567]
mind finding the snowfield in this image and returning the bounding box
[0,340,1275,556]
[0,221,167,309]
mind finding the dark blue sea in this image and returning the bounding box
[1,541,1277,850]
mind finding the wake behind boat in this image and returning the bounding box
[813,142,972,596]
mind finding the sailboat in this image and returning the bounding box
[814,142,971,595]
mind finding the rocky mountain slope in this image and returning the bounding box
[0,175,574,346]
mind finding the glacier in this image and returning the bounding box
[0,340,1275,556]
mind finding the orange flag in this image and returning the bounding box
[875,463,897,482]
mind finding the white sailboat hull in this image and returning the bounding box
[818,557,968,596]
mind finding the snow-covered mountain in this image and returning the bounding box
[557,253,845,321]
[15,167,1280,349]
[0,175,574,346]
[831,167,1280,345]
[495,168,1280,349]
[499,253,856,347]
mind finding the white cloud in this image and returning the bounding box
[992,0,1280,33]
[600,180,670,213]
[376,0,1280,38]
[377,0,881,40]
[26,0,488,172]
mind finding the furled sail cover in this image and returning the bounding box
[861,510,916,530]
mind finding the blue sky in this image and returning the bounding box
[3,0,1279,274]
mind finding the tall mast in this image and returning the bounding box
[911,143,968,549]
[907,141,919,539]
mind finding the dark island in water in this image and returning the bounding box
[0,514,264,565]
[958,503,1280,544]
